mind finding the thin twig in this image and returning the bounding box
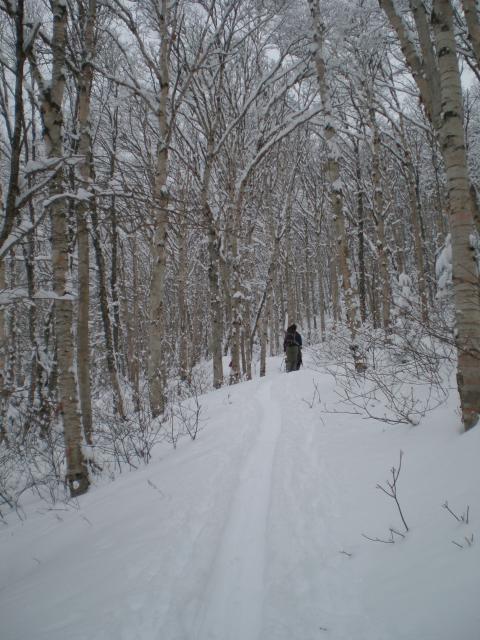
[362,533,395,544]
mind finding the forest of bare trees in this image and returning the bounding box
[0,0,479,505]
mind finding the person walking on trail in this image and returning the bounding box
[283,324,302,372]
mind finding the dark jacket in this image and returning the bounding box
[283,329,302,352]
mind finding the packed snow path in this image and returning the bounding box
[1,360,479,640]
[196,380,281,639]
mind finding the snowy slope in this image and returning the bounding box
[1,357,479,640]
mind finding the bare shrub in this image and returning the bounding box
[164,374,204,447]
[311,319,455,426]
[0,363,211,520]
[362,451,409,544]
[0,409,70,520]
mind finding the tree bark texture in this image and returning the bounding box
[309,0,359,353]
[90,202,126,418]
[75,0,96,444]
[148,0,170,417]
[432,0,480,429]
[208,222,224,388]
[43,0,89,496]
[462,0,480,68]
[177,220,189,382]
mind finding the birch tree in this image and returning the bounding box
[308,0,362,368]
[75,0,97,443]
[379,0,480,429]
[35,0,90,494]
[461,0,480,69]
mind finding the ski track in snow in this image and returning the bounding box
[2,359,480,640]
[262,371,372,640]
[196,378,282,640]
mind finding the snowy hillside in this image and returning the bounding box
[1,357,479,640]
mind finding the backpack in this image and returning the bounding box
[285,331,297,347]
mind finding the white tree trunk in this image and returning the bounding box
[432,0,480,429]
[462,0,480,67]
[76,0,96,444]
[369,105,391,330]
[148,0,170,417]
[309,0,359,355]
[44,0,89,495]
[0,258,6,444]
[177,219,189,382]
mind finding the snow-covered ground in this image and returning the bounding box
[1,355,479,640]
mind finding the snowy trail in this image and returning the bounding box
[261,371,372,639]
[1,359,480,640]
[196,378,283,640]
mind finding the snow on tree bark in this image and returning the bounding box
[43,0,90,495]
[431,0,480,429]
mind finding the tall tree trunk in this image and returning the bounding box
[462,0,480,68]
[42,0,89,496]
[399,119,429,324]
[285,198,296,324]
[303,271,312,338]
[5,255,17,407]
[177,220,189,381]
[227,172,245,385]
[318,268,327,341]
[355,140,367,325]
[23,95,41,418]
[329,253,340,327]
[380,0,480,233]
[0,0,27,437]
[108,88,121,368]
[229,230,241,384]
[244,291,252,380]
[240,327,248,380]
[309,0,359,359]
[431,136,448,242]
[0,259,7,444]
[368,261,380,329]
[274,272,283,353]
[148,0,170,417]
[369,105,391,330]
[110,201,121,366]
[75,0,96,445]
[314,209,327,341]
[0,0,26,249]
[91,202,126,418]
[201,135,223,387]
[208,222,224,388]
[260,310,267,377]
[309,266,317,331]
[432,0,480,429]
[24,231,38,411]
[129,236,140,409]
[268,289,275,356]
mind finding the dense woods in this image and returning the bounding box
[0,0,479,504]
